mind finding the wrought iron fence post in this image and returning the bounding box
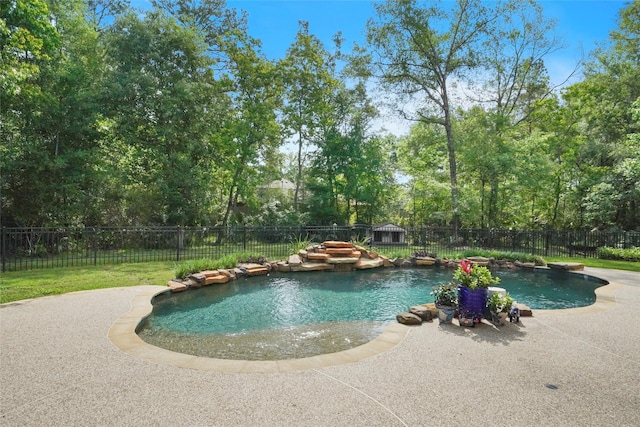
[93,227,98,266]
[243,226,247,251]
[176,226,182,262]
[1,226,6,273]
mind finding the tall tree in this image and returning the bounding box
[281,21,337,211]
[216,33,282,228]
[102,9,221,225]
[362,0,499,228]
[1,0,108,226]
[562,0,640,229]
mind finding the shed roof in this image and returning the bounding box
[372,223,406,232]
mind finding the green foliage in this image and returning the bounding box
[431,282,458,308]
[289,235,312,255]
[488,291,513,314]
[0,262,174,304]
[174,252,262,279]
[597,247,640,262]
[460,249,545,265]
[453,260,500,290]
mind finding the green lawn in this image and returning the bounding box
[545,256,640,272]
[0,261,175,304]
[1,256,638,304]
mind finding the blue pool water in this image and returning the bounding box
[137,268,605,360]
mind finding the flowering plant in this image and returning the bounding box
[453,259,500,290]
[431,282,458,308]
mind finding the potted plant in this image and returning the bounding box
[431,282,458,324]
[454,259,500,326]
[487,291,513,326]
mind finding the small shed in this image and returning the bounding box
[371,223,406,245]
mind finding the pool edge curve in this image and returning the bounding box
[108,267,620,372]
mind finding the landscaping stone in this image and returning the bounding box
[354,258,384,269]
[323,241,354,248]
[326,256,360,264]
[185,278,201,288]
[205,275,229,285]
[290,263,334,272]
[168,280,188,292]
[275,262,290,272]
[548,262,585,271]
[307,252,330,261]
[396,312,422,325]
[201,270,220,277]
[468,256,490,266]
[409,305,433,321]
[287,254,302,266]
[421,303,439,318]
[188,273,206,284]
[326,247,355,256]
[515,303,533,317]
[415,256,436,266]
[391,258,404,267]
[246,266,269,276]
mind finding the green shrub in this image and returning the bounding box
[460,249,546,265]
[379,249,410,259]
[289,235,312,255]
[597,246,640,262]
[174,252,264,279]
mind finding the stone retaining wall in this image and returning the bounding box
[168,241,539,294]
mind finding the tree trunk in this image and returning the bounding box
[294,131,303,211]
[443,104,460,230]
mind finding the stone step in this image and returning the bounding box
[323,241,354,248]
[326,247,355,256]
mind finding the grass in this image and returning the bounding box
[545,256,640,272]
[1,254,638,305]
[0,261,175,304]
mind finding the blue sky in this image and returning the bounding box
[131,0,627,135]
[229,0,625,84]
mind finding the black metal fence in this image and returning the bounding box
[2,225,639,272]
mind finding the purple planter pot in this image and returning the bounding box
[457,285,487,321]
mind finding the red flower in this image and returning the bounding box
[460,259,472,274]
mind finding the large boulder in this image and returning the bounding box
[396,312,422,325]
[354,257,384,269]
[409,305,433,321]
[290,263,335,272]
[547,262,584,271]
[415,257,436,266]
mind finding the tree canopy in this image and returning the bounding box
[1,0,638,231]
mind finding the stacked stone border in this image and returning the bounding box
[167,240,584,325]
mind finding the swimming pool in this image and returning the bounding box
[137,268,605,360]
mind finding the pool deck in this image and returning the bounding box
[1,267,639,426]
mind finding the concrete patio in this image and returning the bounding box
[1,267,639,426]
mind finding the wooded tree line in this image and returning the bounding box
[1,0,638,230]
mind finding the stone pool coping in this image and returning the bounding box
[108,267,622,373]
